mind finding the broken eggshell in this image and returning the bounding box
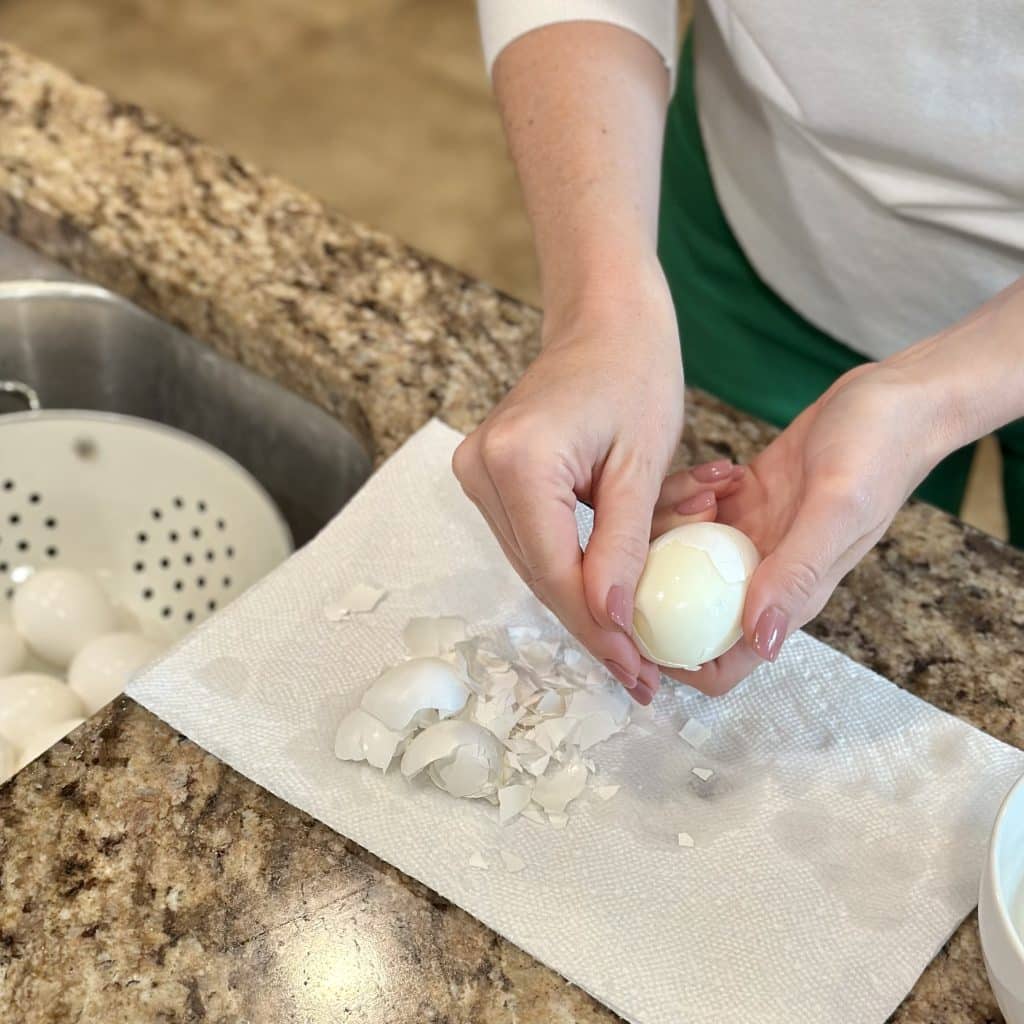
[402,616,467,658]
[360,657,470,731]
[401,719,503,799]
[334,707,410,770]
[632,522,760,670]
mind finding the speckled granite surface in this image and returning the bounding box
[0,41,1021,1024]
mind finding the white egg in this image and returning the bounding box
[12,568,117,667]
[360,657,470,731]
[0,735,16,783]
[633,522,761,670]
[15,717,85,772]
[68,631,163,714]
[0,623,27,676]
[0,673,87,746]
[401,719,503,799]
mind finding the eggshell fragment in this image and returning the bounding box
[324,582,386,621]
[678,717,710,750]
[68,632,163,714]
[533,761,589,814]
[15,717,85,771]
[677,832,695,848]
[633,523,760,670]
[361,658,470,730]
[0,624,27,676]
[593,785,620,801]
[498,783,533,824]
[0,674,87,746]
[334,707,409,770]
[13,569,117,667]
[402,616,467,657]
[468,852,489,870]
[401,719,502,799]
[692,767,714,782]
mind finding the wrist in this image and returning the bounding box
[540,249,677,346]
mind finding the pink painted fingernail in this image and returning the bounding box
[753,606,788,661]
[676,490,716,515]
[606,584,631,632]
[604,659,638,689]
[692,459,732,483]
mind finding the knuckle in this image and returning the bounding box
[479,421,529,476]
[451,438,475,485]
[778,557,821,603]
[599,528,650,570]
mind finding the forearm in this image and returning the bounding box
[886,276,1024,457]
[492,22,671,328]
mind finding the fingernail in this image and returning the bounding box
[676,490,715,515]
[753,606,788,661]
[604,659,638,689]
[692,459,732,483]
[730,465,746,481]
[629,683,654,706]
[606,584,631,632]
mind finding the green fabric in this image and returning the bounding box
[658,30,1024,546]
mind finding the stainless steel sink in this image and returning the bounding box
[0,237,371,546]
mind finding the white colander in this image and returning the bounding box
[0,383,292,641]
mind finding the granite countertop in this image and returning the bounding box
[0,42,1021,1024]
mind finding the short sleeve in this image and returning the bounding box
[476,1,678,78]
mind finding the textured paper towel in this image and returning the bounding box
[129,419,1024,1024]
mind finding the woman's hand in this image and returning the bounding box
[658,360,959,696]
[453,272,693,705]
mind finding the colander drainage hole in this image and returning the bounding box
[8,514,19,525]
[2,480,13,492]
[45,546,58,559]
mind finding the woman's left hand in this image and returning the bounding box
[655,360,959,696]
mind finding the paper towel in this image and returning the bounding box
[129,419,1024,1024]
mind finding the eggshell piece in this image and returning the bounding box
[400,719,502,799]
[533,761,589,814]
[334,707,409,770]
[361,657,470,730]
[15,717,85,771]
[402,616,467,657]
[68,632,163,714]
[498,783,533,824]
[0,674,87,746]
[12,569,117,667]
[632,523,760,669]
[0,624,27,676]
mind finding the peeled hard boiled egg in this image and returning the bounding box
[13,569,117,667]
[0,673,87,746]
[632,522,760,670]
[15,717,85,772]
[0,623,27,676]
[68,631,163,714]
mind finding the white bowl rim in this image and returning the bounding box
[988,770,1024,964]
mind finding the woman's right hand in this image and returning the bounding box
[454,269,717,704]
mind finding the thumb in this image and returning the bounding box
[581,463,663,634]
[742,489,851,662]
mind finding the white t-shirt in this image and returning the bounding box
[477,1,1024,361]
